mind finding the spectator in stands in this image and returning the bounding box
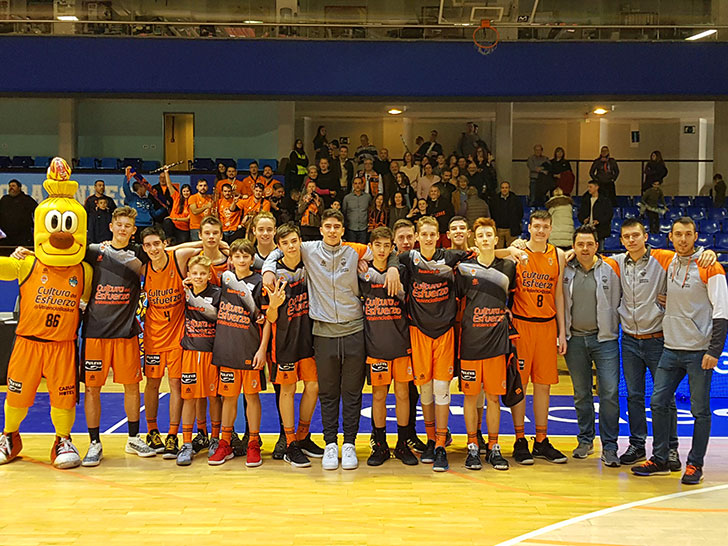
[317,157,339,206]
[355,133,378,166]
[188,178,213,240]
[577,180,613,249]
[388,191,409,229]
[331,199,342,211]
[457,121,479,160]
[479,150,498,200]
[298,179,322,241]
[447,154,458,169]
[367,194,388,233]
[382,159,399,203]
[260,164,277,197]
[712,173,726,208]
[451,175,470,217]
[151,173,173,215]
[239,183,271,234]
[457,156,468,176]
[217,183,244,243]
[395,172,416,209]
[375,148,392,177]
[360,158,383,197]
[490,181,523,249]
[87,196,113,245]
[415,130,444,165]
[465,186,490,229]
[400,151,420,187]
[161,170,190,244]
[589,146,619,206]
[474,147,487,171]
[334,143,355,195]
[216,162,227,181]
[287,138,309,192]
[123,176,163,239]
[342,177,371,243]
[427,185,454,247]
[432,154,447,176]
[465,161,487,198]
[640,180,668,234]
[546,188,574,250]
[241,161,264,197]
[269,182,295,225]
[450,165,461,185]
[527,144,550,206]
[313,125,329,160]
[416,162,440,200]
[84,179,116,215]
[222,165,244,197]
[407,197,429,224]
[433,169,456,202]
[642,150,668,193]
[551,147,574,196]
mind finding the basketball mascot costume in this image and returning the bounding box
[0,157,92,468]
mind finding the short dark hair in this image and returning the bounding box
[229,238,256,257]
[221,183,232,191]
[620,218,646,234]
[588,179,600,187]
[392,219,415,234]
[249,160,258,167]
[370,226,393,244]
[272,182,284,192]
[140,225,167,244]
[448,216,468,229]
[529,209,552,225]
[573,224,598,243]
[8,179,20,187]
[275,222,301,244]
[321,209,345,224]
[672,216,696,232]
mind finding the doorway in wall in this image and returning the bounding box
[164,113,194,171]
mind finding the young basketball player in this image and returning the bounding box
[266,223,323,467]
[82,206,157,466]
[208,239,270,467]
[456,218,516,471]
[361,226,418,466]
[176,256,222,466]
[509,209,568,465]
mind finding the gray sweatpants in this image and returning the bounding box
[313,331,366,445]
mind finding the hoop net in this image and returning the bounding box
[473,19,499,56]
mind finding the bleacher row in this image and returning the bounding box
[0,156,280,173]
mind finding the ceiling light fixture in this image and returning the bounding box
[243,20,263,24]
[387,108,403,115]
[57,15,79,21]
[686,29,717,41]
[593,107,608,115]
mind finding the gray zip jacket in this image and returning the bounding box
[563,255,622,342]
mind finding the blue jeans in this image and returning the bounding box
[621,334,678,450]
[564,334,621,451]
[652,348,712,467]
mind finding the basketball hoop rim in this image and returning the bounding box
[472,19,499,52]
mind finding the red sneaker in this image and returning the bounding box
[246,439,262,467]
[207,438,233,466]
[51,436,81,469]
[0,431,22,465]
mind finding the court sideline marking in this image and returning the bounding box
[493,483,728,546]
[103,392,167,434]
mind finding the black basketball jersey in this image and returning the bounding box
[456,257,516,360]
[399,248,470,339]
[359,265,411,361]
[270,258,314,364]
[83,242,145,339]
[212,271,267,370]
[181,283,221,352]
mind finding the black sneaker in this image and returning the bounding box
[668,448,682,472]
[631,458,670,476]
[432,447,449,472]
[532,438,567,464]
[513,437,534,465]
[464,443,482,470]
[407,434,427,454]
[445,429,453,448]
[477,433,488,455]
[270,435,286,460]
[421,440,436,464]
[283,442,311,468]
[191,431,209,454]
[162,434,179,460]
[486,444,510,471]
[146,429,165,454]
[367,442,391,467]
[681,464,704,485]
[230,431,247,457]
[299,434,324,458]
[619,445,646,466]
[393,441,419,466]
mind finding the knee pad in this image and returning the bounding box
[476,389,485,408]
[433,379,451,406]
[419,381,434,406]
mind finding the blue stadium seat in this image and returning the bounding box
[616,196,631,208]
[665,208,683,221]
[572,195,581,207]
[707,208,728,222]
[0,156,10,168]
[610,218,621,234]
[123,157,143,172]
[237,158,257,171]
[715,233,728,251]
[697,234,714,248]
[33,156,51,168]
[672,196,692,208]
[699,219,721,234]
[215,158,235,168]
[621,206,639,219]
[685,206,706,222]
[659,217,672,233]
[11,156,32,168]
[259,159,279,171]
[142,160,160,172]
[693,196,712,208]
[99,157,119,170]
[648,233,667,248]
[723,221,728,233]
[604,236,622,252]
[519,195,528,207]
[192,158,215,171]
[612,207,622,219]
[77,157,97,170]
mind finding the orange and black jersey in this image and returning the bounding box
[212,271,268,370]
[83,242,146,339]
[182,283,221,353]
[269,258,314,364]
[399,248,471,339]
[143,250,185,353]
[456,257,516,360]
[359,264,411,361]
[252,250,272,275]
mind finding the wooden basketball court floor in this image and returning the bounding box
[2,369,727,546]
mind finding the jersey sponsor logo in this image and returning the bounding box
[146,354,161,366]
[69,276,78,288]
[41,275,48,284]
[7,378,22,393]
[181,372,197,384]
[58,385,75,396]
[251,379,258,389]
[371,361,389,373]
[278,362,295,372]
[518,358,525,371]
[220,371,236,384]
[460,369,476,382]
[85,360,103,372]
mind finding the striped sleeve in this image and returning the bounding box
[704,263,728,358]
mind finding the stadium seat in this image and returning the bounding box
[648,233,667,248]
[672,196,692,208]
[723,221,728,233]
[616,196,631,208]
[215,158,235,168]
[632,195,641,207]
[715,233,728,251]
[0,156,10,168]
[77,157,97,170]
[697,234,714,248]
[612,207,622,219]
[665,208,683,221]
[237,158,257,171]
[604,236,622,252]
[11,156,33,168]
[621,206,639,219]
[707,208,728,222]
[659,217,672,233]
[693,196,712,208]
[142,160,160,172]
[99,157,119,170]
[33,156,51,168]
[123,157,143,172]
[685,206,706,222]
[717,252,728,269]
[260,159,279,171]
[610,218,621,234]
[192,158,215,171]
[699,219,721,234]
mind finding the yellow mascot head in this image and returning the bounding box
[34,157,87,267]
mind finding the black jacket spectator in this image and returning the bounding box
[84,193,117,215]
[427,196,454,234]
[642,158,668,192]
[490,190,523,237]
[481,162,498,198]
[0,181,37,248]
[578,189,613,241]
[88,207,113,244]
[589,153,619,206]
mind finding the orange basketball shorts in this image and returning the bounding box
[144,347,183,379]
[272,357,317,385]
[84,337,142,387]
[409,327,455,386]
[180,350,218,399]
[460,355,507,396]
[6,337,77,410]
[512,317,559,386]
[218,367,264,396]
[367,356,413,387]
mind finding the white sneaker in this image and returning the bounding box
[53,437,81,469]
[322,443,339,470]
[341,443,358,470]
[125,434,157,458]
[82,440,103,467]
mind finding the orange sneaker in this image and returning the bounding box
[246,439,262,467]
[0,431,22,465]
